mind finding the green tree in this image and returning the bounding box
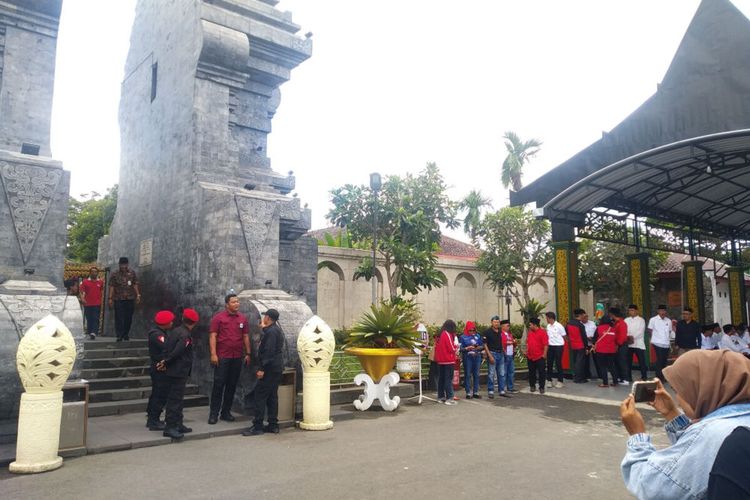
[578,240,667,306]
[501,131,542,192]
[67,185,118,262]
[476,207,552,312]
[327,162,458,299]
[458,189,492,245]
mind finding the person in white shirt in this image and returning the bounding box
[738,323,750,344]
[719,324,750,356]
[647,304,674,383]
[700,323,719,350]
[545,311,567,388]
[625,304,647,381]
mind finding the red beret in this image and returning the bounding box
[154,310,175,325]
[183,308,199,323]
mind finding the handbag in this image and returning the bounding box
[627,335,635,346]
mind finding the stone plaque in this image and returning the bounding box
[139,238,153,267]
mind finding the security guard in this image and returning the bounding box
[158,308,199,439]
[146,310,174,431]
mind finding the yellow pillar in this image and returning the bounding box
[728,266,748,326]
[552,241,579,326]
[627,253,651,320]
[682,261,705,324]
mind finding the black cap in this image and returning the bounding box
[628,304,638,310]
[263,309,280,321]
[529,318,541,326]
[499,319,510,325]
[490,315,500,321]
[657,304,667,310]
[118,257,129,264]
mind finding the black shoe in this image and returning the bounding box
[163,428,184,439]
[116,338,123,342]
[89,334,96,340]
[220,413,235,422]
[178,424,192,433]
[242,427,264,436]
[472,394,482,399]
[123,336,130,341]
[263,425,280,434]
[499,392,511,398]
[540,387,546,394]
[530,387,537,392]
[146,420,166,431]
[208,415,218,425]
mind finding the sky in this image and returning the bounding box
[50,0,750,241]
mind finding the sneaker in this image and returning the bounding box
[263,425,280,434]
[539,387,546,394]
[488,393,495,399]
[472,394,482,399]
[88,333,96,340]
[438,399,445,404]
[509,389,519,394]
[242,427,264,436]
[554,381,564,388]
[453,396,459,401]
[444,400,457,406]
[529,387,537,393]
[499,392,511,398]
[598,384,610,388]
[619,380,631,386]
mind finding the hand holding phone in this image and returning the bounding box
[631,381,658,403]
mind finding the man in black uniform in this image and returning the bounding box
[158,308,200,439]
[243,309,285,436]
[146,310,174,431]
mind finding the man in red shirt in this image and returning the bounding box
[610,307,630,386]
[80,266,104,339]
[526,318,548,394]
[208,294,251,424]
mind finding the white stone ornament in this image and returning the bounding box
[297,316,335,430]
[353,372,400,411]
[10,315,76,474]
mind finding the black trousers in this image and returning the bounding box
[596,353,617,385]
[654,346,670,382]
[527,358,546,389]
[547,345,564,382]
[113,299,135,339]
[84,305,100,335]
[427,361,439,391]
[165,376,188,428]
[147,371,169,422]
[629,348,648,380]
[615,344,630,382]
[253,371,282,428]
[210,357,242,417]
[572,349,588,382]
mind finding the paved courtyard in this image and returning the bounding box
[1,388,666,500]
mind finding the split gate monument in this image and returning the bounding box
[0,0,83,421]
[99,0,316,405]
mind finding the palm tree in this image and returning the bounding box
[459,190,492,244]
[501,131,542,192]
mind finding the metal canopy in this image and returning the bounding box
[541,129,750,240]
[511,0,750,244]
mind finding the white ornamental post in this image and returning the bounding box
[10,315,76,474]
[297,316,335,430]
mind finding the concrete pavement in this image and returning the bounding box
[1,389,668,499]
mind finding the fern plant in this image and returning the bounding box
[344,302,421,349]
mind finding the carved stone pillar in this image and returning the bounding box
[682,261,705,324]
[728,266,748,326]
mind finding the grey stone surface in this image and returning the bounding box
[100,1,315,410]
[0,1,81,423]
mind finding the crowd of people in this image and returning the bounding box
[424,304,750,401]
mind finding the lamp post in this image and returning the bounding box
[369,172,382,305]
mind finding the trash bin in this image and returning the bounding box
[278,369,296,423]
[59,380,88,455]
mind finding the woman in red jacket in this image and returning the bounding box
[434,319,459,405]
[594,316,619,387]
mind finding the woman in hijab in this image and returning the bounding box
[459,321,483,399]
[619,349,750,499]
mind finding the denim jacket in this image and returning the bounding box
[621,402,750,499]
[459,333,484,357]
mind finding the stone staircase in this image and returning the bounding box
[82,339,209,417]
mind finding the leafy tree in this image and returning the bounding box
[316,228,369,250]
[67,185,118,262]
[476,207,552,312]
[501,131,542,192]
[458,189,492,245]
[327,162,458,299]
[578,240,667,306]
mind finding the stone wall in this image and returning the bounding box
[317,246,594,329]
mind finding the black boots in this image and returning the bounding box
[163,427,184,439]
[146,420,166,431]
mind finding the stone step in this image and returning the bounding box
[86,376,152,390]
[88,394,209,417]
[88,384,199,403]
[80,365,150,379]
[84,348,150,359]
[82,357,152,369]
[83,339,148,349]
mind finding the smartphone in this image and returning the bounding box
[631,381,658,403]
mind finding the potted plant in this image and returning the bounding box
[344,302,421,382]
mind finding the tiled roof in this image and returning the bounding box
[308,227,480,260]
[657,252,749,283]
